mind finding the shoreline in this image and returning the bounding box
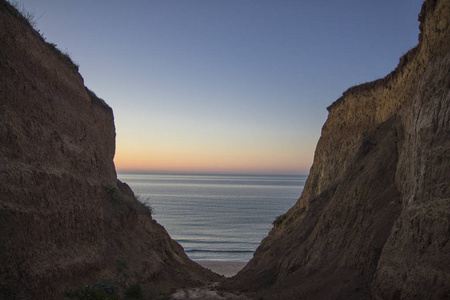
[195,260,248,278]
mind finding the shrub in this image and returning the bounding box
[116,259,127,274]
[8,0,37,27]
[273,214,287,226]
[66,281,119,300]
[46,42,79,73]
[135,195,153,216]
[142,202,153,216]
[123,282,144,299]
[147,289,171,300]
[85,87,110,108]
[104,185,121,203]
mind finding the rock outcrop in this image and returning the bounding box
[0,1,219,299]
[224,0,450,299]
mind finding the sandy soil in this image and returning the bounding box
[171,287,249,300]
[195,260,247,278]
[170,261,249,299]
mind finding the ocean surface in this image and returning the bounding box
[117,173,306,262]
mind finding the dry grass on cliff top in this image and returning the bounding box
[6,0,80,73]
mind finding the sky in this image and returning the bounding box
[19,0,424,175]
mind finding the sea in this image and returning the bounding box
[117,172,306,262]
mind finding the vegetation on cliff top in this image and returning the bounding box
[5,0,79,72]
[4,0,113,111]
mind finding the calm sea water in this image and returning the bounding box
[117,173,306,262]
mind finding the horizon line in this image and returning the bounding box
[116,169,308,177]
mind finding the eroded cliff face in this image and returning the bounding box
[225,0,450,299]
[0,1,219,298]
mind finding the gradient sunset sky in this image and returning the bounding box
[20,0,424,174]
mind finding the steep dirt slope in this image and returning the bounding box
[0,1,219,299]
[224,0,450,299]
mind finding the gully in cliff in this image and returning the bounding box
[1,0,449,299]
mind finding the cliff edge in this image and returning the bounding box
[0,1,219,299]
[224,0,450,299]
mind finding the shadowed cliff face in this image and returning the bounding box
[224,0,450,299]
[0,1,219,298]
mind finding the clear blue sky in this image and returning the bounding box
[19,0,424,174]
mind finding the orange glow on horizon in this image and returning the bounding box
[113,129,316,175]
[114,148,312,175]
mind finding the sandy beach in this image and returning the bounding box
[171,261,249,299]
[195,260,247,278]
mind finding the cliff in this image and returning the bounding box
[224,0,450,299]
[0,1,219,299]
